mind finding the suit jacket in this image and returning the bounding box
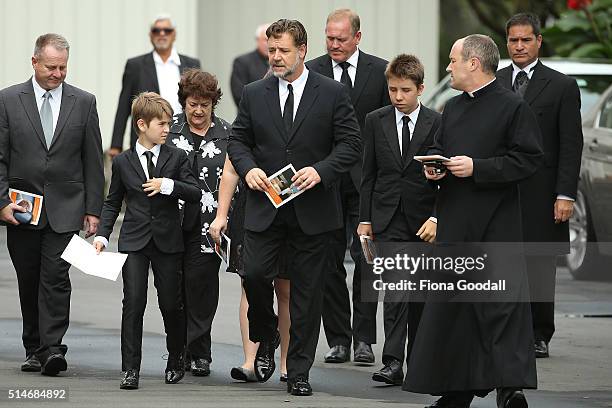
[97,144,200,253]
[497,61,583,250]
[230,49,269,107]
[227,71,361,235]
[306,51,390,188]
[111,52,201,150]
[0,79,104,233]
[360,105,441,234]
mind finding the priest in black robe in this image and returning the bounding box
[402,35,543,408]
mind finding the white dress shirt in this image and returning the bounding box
[279,67,309,118]
[511,58,538,84]
[153,48,182,114]
[32,77,62,135]
[395,103,421,155]
[332,48,359,86]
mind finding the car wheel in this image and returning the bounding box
[566,190,602,280]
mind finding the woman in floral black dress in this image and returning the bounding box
[167,69,230,376]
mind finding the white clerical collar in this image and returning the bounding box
[511,58,538,80]
[395,102,421,126]
[467,78,496,98]
[135,140,161,157]
[332,48,360,69]
[153,48,181,66]
[31,76,63,100]
[278,66,309,89]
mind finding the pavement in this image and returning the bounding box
[0,228,611,407]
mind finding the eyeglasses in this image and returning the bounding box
[151,27,174,35]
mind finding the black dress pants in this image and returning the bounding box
[243,203,331,379]
[121,239,184,371]
[378,207,424,366]
[182,227,221,362]
[7,225,74,360]
[322,174,378,347]
[526,255,557,343]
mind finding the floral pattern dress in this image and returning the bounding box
[167,112,231,253]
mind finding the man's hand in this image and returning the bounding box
[554,199,574,223]
[357,223,373,239]
[143,178,163,197]
[291,167,321,191]
[424,165,446,180]
[245,168,271,192]
[107,147,122,159]
[446,155,473,177]
[83,215,100,238]
[93,240,105,254]
[417,219,437,243]
[209,216,227,245]
[0,203,26,226]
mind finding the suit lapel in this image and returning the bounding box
[287,73,319,143]
[264,77,286,140]
[317,55,334,79]
[404,106,434,167]
[50,84,76,149]
[381,107,402,169]
[18,81,47,150]
[496,65,513,91]
[144,53,160,93]
[127,148,148,181]
[351,52,372,104]
[155,144,170,177]
[524,61,550,105]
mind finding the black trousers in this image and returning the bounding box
[7,225,73,360]
[526,255,557,343]
[121,239,184,371]
[378,207,424,366]
[323,174,377,347]
[182,227,221,361]
[243,203,331,379]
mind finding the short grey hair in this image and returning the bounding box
[34,33,69,58]
[461,34,499,75]
[255,23,271,38]
[151,13,175,28]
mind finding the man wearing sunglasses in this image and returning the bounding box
[109,15,200,158]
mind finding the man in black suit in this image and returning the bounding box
[0,33,104,375]
[230,23,270,107]
[306,8,390,365]
[109,15,201,157]
[228,19,360,396]
[358,54,440,386]
[94,92,200,389]
[497,13,583,358]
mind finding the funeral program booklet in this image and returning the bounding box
[265,163,305,208]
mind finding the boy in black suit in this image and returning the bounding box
[94,92,200,390]
[358,54,441,386]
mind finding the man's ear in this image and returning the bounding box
[136,118,146,132]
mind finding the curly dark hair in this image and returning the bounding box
[177,68,223,110]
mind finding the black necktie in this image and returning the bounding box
[283,84,294,135]
[402,116,411,158]
[143,151,155,179]
[513,70,529,98]
[339,61,352,88]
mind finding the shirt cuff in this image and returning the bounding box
[160,178,174,195]
[93,236,108,248]
[360,221,372,225]
[556,195,575,202]
[428,216,437,224]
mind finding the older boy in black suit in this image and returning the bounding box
[94,92,200,390]
[358,54,441,386]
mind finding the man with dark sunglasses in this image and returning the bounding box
[109,14,200,158]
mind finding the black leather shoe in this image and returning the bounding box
[119,369,139,390]
[426,393,474,407]
[353,341,375,364]
[280,373,287,382]
[372,358,403,385]
[324,345,350,363]
[165,352,185,384]
[41,354,67,376]
[230,366,257,382]
[497,388,527,408]
[190,358,210,376]
[254,330,280,382]
[534,340,549,358]
[21,354,41,372]
[287,376,313,396]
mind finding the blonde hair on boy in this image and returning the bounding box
[131,92,173,130]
